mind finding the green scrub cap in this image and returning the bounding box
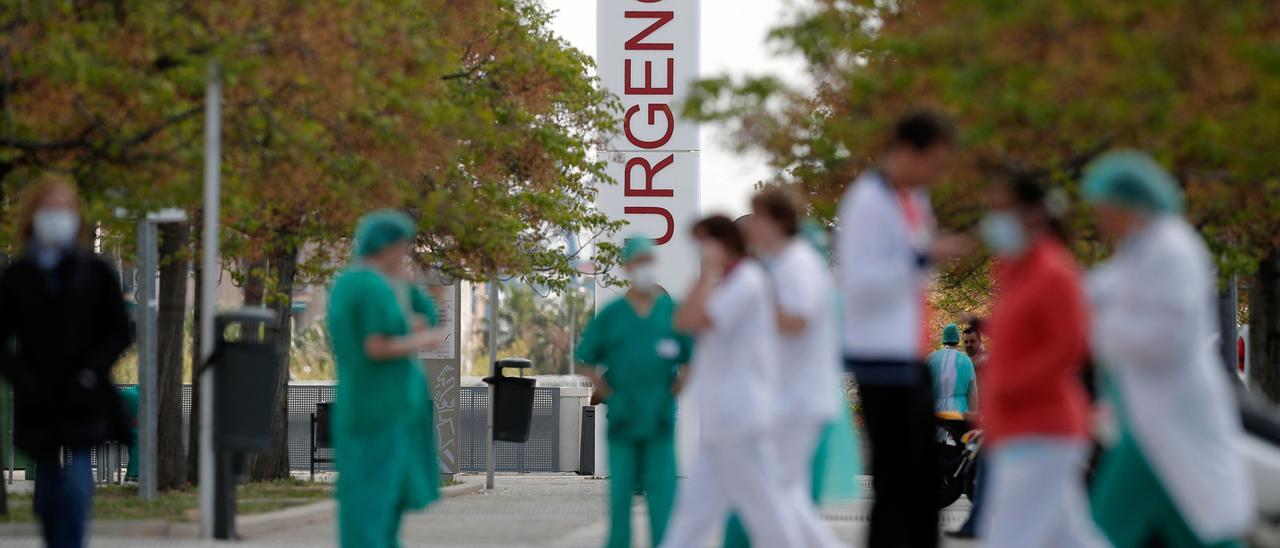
[1081,149,1183,214]
[354,209,416,258]
[621,237,655,264]
[942,323,961,345]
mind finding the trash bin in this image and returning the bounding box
[209,308,281,452]
[578,405,595,475]
[483,358,535,443]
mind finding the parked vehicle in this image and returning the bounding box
[935,411,981,508]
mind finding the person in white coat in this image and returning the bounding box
[732,187,845,548]
[837,111,968,547]
[663,215,802,548]
[1084,149,1254,548]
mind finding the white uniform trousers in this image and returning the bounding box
[983,436,1107,548]
[659,434,802,548]
[774,418,843,548]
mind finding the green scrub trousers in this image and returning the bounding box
[1092,431,1243,548]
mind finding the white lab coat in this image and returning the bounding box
[1089,216,1254,540]
[769,239,842,423]
[836,170,933,366]
[684,259,777,444]
[663,260,802,548]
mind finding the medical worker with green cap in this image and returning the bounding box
[1084,150,1253,547]
[926,323,978,413]
[327,209,449,548]
[576,237,693,548]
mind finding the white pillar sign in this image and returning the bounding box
[597,0,702,477]
[597,0,701,299]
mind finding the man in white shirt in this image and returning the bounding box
[837,111,968,548]
[663,215,801,548]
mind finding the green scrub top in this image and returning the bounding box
[327,268,438,435]
[575,293,693,441]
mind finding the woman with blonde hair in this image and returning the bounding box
[0,174,132,548]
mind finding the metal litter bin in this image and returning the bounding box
[210,309,281,452]
[483,358,535,443]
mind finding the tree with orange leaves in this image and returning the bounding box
[687,0,1280,399]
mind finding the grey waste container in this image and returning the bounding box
[483,358,535,443]
[210,309,281,452]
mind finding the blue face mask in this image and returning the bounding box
[979,211,1027,257]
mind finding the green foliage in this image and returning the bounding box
[466,282,594,377]
[0,0,620,290]
[686,0,1280,312]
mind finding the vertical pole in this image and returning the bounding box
[1219,275,1240,378]
[568,291,575,376]
[198,61,222,539]
[485,280,498,490]
[8,387,13,485]
[137,220,158,501]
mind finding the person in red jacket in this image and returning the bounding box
[977,175,1106,548]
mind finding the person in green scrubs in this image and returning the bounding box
[327,210,448,548]
[118,385,139,480]
[576,238,693,548]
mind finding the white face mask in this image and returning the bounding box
[32,208,80,248]
[979,211,1026,257]
[627,263,659,293]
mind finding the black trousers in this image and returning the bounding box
[859,370,940,548]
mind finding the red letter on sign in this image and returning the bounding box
[624,206,675,245]
[625,155,675,197]
[624,11,674,51]
[624,58,675,95]
[624,104,674,149]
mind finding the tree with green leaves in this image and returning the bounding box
[1,0,620,486]
[686,0,1280,399]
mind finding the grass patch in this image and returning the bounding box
[0,478,334,523]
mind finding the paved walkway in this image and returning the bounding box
[0,474,978,547]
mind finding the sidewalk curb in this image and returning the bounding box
[239,478,483,539]
[0,478,485,540]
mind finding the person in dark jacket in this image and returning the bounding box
[0,175,132,548]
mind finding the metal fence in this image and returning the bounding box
[458,386,560,473]
[29,382,562,476]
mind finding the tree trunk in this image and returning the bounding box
[187,216,203,486]
[156,221,190,490]
[1248,251,1280,402]
[243,242,297,481]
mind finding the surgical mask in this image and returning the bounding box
[979,211,1026,257]
[32,208,79,248]
[627,264,659,293]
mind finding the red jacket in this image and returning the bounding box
[980,236,1092,448]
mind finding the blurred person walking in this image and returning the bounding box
[0,175,132,548]
[977,175,1105,548]
[719,188,845,548]
[661,215,801,548]
[576,238,693,548]
[1083,150,1253,547]
[326,210,449,548]
[837,111,966,548]
[926,323,978,413]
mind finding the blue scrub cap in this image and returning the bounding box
[1081,149,1184,214]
